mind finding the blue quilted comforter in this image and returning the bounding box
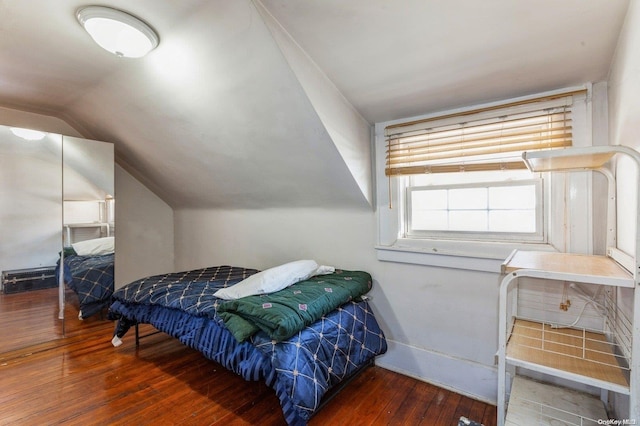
[60,253,114,319]
[108,265,387,425]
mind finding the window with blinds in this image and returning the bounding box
[381,90,587,242]
[385,91,582,176]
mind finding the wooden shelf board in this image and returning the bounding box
[523,150,615,172]
[64,223,110,228]
[505,376,607,426]
[502,250,633,287]
[506,319,629,390]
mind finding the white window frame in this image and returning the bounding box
[375,85,598,272]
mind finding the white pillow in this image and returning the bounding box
[214,260,332,300]
[72,236,115,256]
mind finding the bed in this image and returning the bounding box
[108,264,387,425]
[57,237,115,319]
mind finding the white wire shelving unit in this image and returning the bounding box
[497,145,640,426]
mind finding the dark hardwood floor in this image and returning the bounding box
[0,287,109,353]
[0,288,497,425]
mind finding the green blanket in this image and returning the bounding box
[217,269,372,342]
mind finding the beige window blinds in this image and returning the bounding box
[385,90,585,176]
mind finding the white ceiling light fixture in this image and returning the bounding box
[10,127,46,141]
[76,6,159,58]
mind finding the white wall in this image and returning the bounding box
[174,207,499,402]
[609,0,640,257]
[0,107,83,137]
[0,129,62,272]
[114,165,174,288]
[607,0,640,419]
[255,0,373,206]
[0,109,76,274]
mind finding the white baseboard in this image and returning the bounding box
[375,339,497,405]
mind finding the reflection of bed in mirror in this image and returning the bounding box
[57,236,115,319]
[61,137,115,321]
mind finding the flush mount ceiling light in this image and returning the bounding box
[10,127,46,141]
[76,6,159,58]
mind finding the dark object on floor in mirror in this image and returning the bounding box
[2,266,57,294]
[458,416,484,426]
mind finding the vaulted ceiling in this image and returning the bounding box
[0,0,630,209]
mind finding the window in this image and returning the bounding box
[376,87,592,265]
[406,177,543,242]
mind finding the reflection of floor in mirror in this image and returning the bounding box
[0,286,110,354]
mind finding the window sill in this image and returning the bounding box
[375,239,557,273]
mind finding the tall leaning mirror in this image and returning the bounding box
[0,125,63,353]
[61,136,114,328]
[0,127,115,356]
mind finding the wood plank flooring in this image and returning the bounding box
[0,288,497,425]
[0,287,107,353]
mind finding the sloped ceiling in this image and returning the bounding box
[0,0,630,209]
